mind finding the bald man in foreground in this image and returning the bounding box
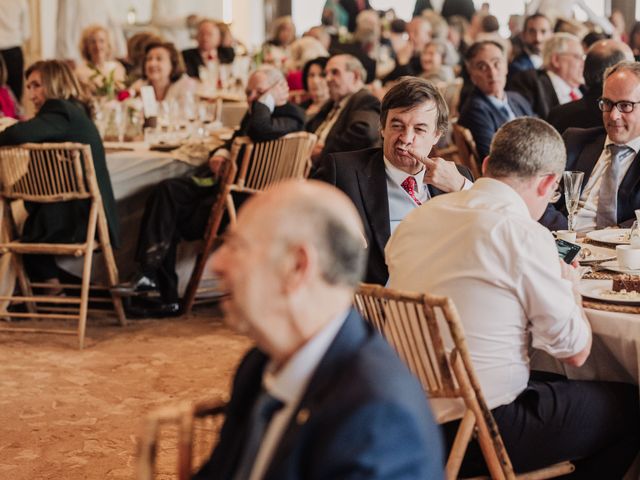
[193,180,444,480]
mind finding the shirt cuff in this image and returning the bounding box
[257,93,275,113]
[461,178,473,191]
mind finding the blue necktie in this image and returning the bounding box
[233,390,284,480]
[596,144,633,228]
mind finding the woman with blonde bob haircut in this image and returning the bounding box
[75,24,126,94]
[0,60,119,287]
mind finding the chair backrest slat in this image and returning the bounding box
[0,143,95,203]
[233,132,317,192]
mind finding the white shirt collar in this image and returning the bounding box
[604,135,640,154]
[262,311,348,405]
[383,155,426,192]
[471,177,531,218]
[546,70,577,102]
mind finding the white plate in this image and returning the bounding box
[579,279,640,305]
[598,260,640,275]
[575,243,616,264]
[585,229,631,245]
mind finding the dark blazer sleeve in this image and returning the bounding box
[181,49,202,78]
[457,96,495,161]
[245,102,305,142]
[0,101,71,145]
[322,92,380,159]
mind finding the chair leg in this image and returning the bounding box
[96,209,127,326]
[446,409,477,480]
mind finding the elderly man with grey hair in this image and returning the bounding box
[387,117,639,477]
[115,64,305,316]
[509,32,585,118]
[194,180,445,479]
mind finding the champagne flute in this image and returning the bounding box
[563,171,584,232]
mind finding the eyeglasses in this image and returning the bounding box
[558,52,585,61]
[598,98,640,113]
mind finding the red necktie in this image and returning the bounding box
[356,0,366,11]
[401,176,422,206]
[569,90,580,101]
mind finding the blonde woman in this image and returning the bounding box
[75,24,126,95]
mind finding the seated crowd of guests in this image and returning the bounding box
[2,3,640,478]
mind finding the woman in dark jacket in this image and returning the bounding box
[0,59,119,286]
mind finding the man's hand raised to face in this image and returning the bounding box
[409,148,466,193]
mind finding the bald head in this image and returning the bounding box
[241,180,367,288]
[584,39,635,89]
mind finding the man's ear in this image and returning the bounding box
[481,156,490,176]
[536,172,557,197]
[549,52,560,71]
[281,243,315,294]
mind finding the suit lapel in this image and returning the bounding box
[618,151,640,222]
[264,310,369,478]
[357,150,391,255]
[572,133,606,187]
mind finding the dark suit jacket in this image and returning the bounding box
[181,47,236,79]
[546,89,602,134]
[312,148,473,285]
[306,88,381,164]
[193,309,444,480]
[541,127,640,230]
[339,0,372,32]
[0,98,120,246]
[458,88,534,161]
[508,52,535,77]
[508,69,559,119]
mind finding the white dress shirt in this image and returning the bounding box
[574,135,640,232]
[547,70,581,105]
[247,312,347,480]
[384,156,472,235]
[0,0,30,49]
[386,177,590,423]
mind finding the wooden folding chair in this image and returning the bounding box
[182,131,317,314]
[452,121,482,180]
[354,284,574,480]
[137,399,226,480]
[0,142,126,349]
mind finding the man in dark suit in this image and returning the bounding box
[459,40,534,162]
[181,19,235,79]
[306,54,380,165]
[313,77,473,285]
[195,180,444,480]
[508,14,552,77]
[547,39,634,134]
[509,32,584,119]
[542,61,640,232]
[116,66,304,316]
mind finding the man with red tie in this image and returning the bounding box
[313,76,473,285]
[181,19,235,79]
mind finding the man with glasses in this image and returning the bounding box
[545,61,640,231]
[386,117,639,478]
[509,32,584,119]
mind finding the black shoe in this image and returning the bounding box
[112,272,158,296]
[125,297,182,319]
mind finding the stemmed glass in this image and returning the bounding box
[563,171,584,232]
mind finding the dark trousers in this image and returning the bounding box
[0,46,24,101]
[135,177,217,303]
[442,371,640,479]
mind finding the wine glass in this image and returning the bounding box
[563,171,584,232]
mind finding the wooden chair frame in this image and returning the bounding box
[354,284,574,480]
[137,399,226,480]
[0,142,126,348]
[182,131,317,314]
[452,122,482,180]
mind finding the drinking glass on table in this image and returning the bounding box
[563,170,584,232]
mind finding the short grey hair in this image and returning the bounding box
[486,118,566,178]
[277,197,367,288]
[542,32,581,69]
[334,54,367,84]
[604,60,640,82]
[253,64,285,85]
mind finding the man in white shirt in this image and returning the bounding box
[194,180,444,480]
[509,32,584,118]
[387,117,639,477]
[313,76,473,285]
[544,60,640,231]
